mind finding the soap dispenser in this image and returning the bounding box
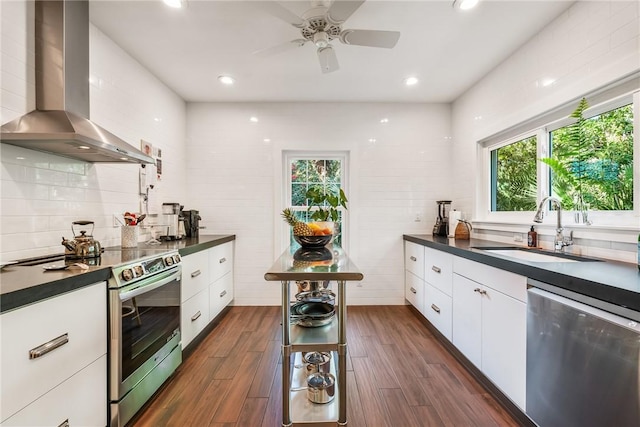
[528,226,538,247]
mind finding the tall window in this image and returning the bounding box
[285,152,347,247]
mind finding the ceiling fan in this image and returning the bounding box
[257,0,401,74]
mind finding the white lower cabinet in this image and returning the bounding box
[452,272,526,410]
[405,270,425,314]
[0,281,107,425]
[424,282,452,341]
[2,354,107,427]
[209,271,233,320]
[181,241,235,350]
[181,287,210,348]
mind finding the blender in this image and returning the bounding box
[432,200,452,236]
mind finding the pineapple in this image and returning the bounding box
[281,208,313,236]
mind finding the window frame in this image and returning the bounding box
[479,89,639,228]
[282,150,349,251]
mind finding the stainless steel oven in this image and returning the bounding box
[108,251,182,427]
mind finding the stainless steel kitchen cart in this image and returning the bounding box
[265,245,363,427]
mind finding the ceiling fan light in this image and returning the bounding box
[313,31,330,48]
[453,0,479,10]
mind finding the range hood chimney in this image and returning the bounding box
[1,0,154,164]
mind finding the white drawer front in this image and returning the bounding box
[1,354,107,427]
[210,242,233,283]
[0,282,107,422]
[405,271,424,314]
[453,257,527,302]
[181,288,210,349]
[405,241,425,279]
[425,247,453,296]
[209,271,233,320]
[181,250,210,303]
[424,282,452,341]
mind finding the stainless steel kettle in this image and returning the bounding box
[61,220,102,258]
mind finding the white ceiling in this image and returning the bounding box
[89,0,573,103]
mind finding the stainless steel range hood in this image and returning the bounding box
[1,0,154,164]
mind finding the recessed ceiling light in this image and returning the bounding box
[154,117,162,122]
[250,116,259,123]
[120,157,129,161]
[380,118,389,124]
[404,77,419,86]
[540,78,556,87]
[263,138,271,143]
[453,0,479,10]
[78,145,90,150]
[368,138,377,143]
[218,75,235,85]
[163,0,185,9]
[16,156,25,160]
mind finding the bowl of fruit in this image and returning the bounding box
[282,209,334,248]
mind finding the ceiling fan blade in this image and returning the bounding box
[339,29,400,49]
[326,0,365,24]
[252,39,307,57]
[258,1,305,27]
[317,46,339,74]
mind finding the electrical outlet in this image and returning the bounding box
[513,233,523,242]
[414,213,422,222]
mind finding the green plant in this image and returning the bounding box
[539,98,591,208]
[305,187,348,222]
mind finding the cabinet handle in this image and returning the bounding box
[220,290,227,298]
[410,287,417,294]
[431,304,441,314]
[29,333,69,359]
[219,257,226,264]
[479,289,487,296]
[191,269,201,278]
[191,311,202,322]
[431,265,441,274]
[58,420,69,427]
[409,256,417,262]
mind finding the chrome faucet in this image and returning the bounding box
[533,196,573,252]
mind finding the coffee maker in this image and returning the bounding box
[160,203,184,240]
[182,210,202,238]
[433,200,452,237]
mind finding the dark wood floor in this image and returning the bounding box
[131,305,520,427]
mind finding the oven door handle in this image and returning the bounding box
[119,268,181,301]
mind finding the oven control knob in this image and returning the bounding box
[164,256,174,266]
[173,254,181,264]
[133,265,144,277]
[121,268,134,281]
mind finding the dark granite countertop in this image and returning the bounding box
[0,234,235,313]
[404,234,640,312]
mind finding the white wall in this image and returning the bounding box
[186,103,451,305]
[0,1,187,260]
[451,0,640,261]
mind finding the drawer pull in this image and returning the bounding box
[191,311,202,322]
[410,287,417,294]
[58,420,69,427]
[431,304,441,314]
[220,290,227,298]
[431,266,441,274]
[409,256,417,262]
[191,269,202,278]
[219,257,227,264]
[29,333,69,359]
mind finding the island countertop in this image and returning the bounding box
[264,245,364,282]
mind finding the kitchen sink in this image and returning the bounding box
[472,247,601,263]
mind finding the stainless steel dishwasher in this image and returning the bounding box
[527,281,640,427]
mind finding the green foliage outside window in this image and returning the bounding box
[544,100,633,211]
[492,136,538,211]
